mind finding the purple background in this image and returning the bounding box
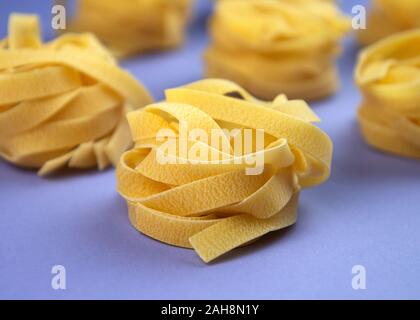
[1,0,419,300]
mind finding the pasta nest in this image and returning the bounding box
[205,0,350,100]
[117,79,333,262]
[356,29,420,159]
[67,0,193,57]
[0,14,152,176]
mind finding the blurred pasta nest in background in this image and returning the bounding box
[67,0,193,58]
[0,14,152,176]
[358,0,420,46]
[205,0,350,101]
[356,29,420,159]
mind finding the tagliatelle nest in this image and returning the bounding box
[356,29,420,159]
[0,14,152,176]
[205,0,350,101]
[117,79,333,263]
[66,0,193,58]
[358,0,420,46]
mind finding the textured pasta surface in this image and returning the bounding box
[0,14,152,176]
[117,79,333,263]
[356,29,420,159]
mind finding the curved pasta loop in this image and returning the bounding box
[117,79,333,263]
[358,0,420,46]
[205,0,350,100]
[67,0,193,58]
[356,29,420,159]
[0,14,152,176]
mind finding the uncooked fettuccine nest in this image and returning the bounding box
[0,14,152,176]
[205,0,350,101]
[117,79,333,263]
[67,0,193,58]
[356,29,420,159]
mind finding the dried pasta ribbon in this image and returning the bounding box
[117,79,333,263]
[66,0,193,58]
[0,14,152,176]
[355,29,420,159]
[358,0,420,46]
[204,0,350,101]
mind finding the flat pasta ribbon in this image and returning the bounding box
[205,0,350,101]
[355,29,420,159]
[0,14,152,176]
[358,0,420,46]
[117,79,333,263]
[66,0,193,58]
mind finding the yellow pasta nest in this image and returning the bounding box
[117,79,333,263]
[356,29,420,159]
[205,0,350,101]
[68,0,193,58]
[0,14,152,176]
[358,0,420,46]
